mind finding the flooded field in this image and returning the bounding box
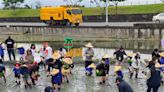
[1,65,164,92]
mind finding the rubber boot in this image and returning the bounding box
[135,74,138,79]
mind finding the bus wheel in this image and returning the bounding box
[75,23,79,26]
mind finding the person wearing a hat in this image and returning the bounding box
[84,42,94,75]
[114,62,123,78]
[0,42,5,61]
[50,68,62,90]
[96,57,108,84]
[85,63,96,76]
[159,52,164,65]
[0,59,6,83]
[52,52,63,71]
[13,62,21,85]
[17,45,25,61]
[115,76,133,92]
[102,54,110,78]
[157,52,164,85]
[20,64,32,89]
[61,56,73,83]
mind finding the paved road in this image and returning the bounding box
[1,65,164,92]
[0,22,154,27]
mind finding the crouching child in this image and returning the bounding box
[0,59,6,83]
[20,64,32,89]
[51,68,62,91]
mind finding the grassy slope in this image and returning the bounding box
[0,4,163,18]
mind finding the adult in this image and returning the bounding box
[152,48,160,59]
[146,63,162,92]
[116,76,133,92]
[114,47,127,62]
[5,36,15,61]
[84,43,94,75]
[44,42,53,63]
[43,42,53,74]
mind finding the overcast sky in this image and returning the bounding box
[0,0,162,8]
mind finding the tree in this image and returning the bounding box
[100,0,126,15]
[3,0,25,9]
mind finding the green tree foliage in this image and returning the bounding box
[100,0,126,14]
[3,0,25,9]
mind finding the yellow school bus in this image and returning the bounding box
[40,6,83,26]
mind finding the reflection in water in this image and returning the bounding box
[1,40,158,61]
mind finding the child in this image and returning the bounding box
[13,62,21,85]
[96,59,107,84]
[0,59,6,83]
[28,62,39,85]
[0,42,5,60]
[51,68,62,91]
[102,54,110,79]
[114,63,123,78]
[131,55,141,79]
[20,64,32,89]
[86,63,96,76]
[30,44,36,56]
[126,53,134,78]
[62,57,73,83]
[17,45,25,61]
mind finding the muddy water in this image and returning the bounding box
[1,42,154,61]
[1,65,164,92]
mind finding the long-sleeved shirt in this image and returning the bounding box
[85,48,94,61]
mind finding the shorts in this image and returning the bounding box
[15,74,20,78]
[23,74,30,81]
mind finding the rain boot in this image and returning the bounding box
[135,73,138,79]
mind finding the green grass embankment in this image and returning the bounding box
[0,4,163,17]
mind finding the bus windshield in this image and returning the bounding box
[71,9,82,14]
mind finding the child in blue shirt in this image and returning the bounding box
[0,59,6,83]
[51,68,62,91]
[20,64,32,89]
[13,62,21,85]
[0,42,5,60]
